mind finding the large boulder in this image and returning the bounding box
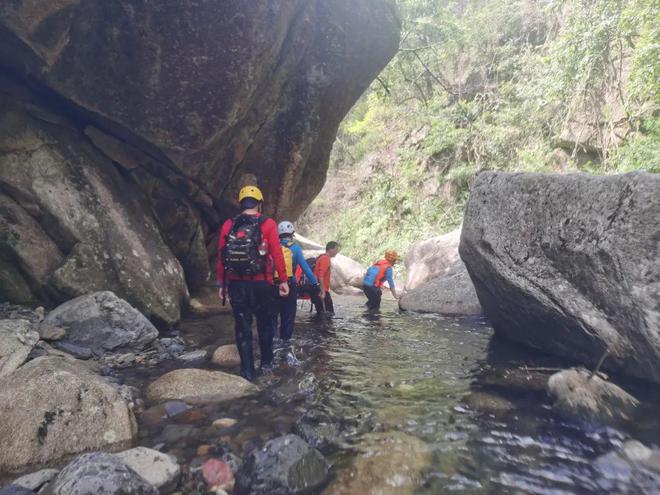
[44,291,159,358]
[0,86,188,324]
[399,262,481,315]
[460,171,660,382]
[237,434,330,494]
[0,357,137,472]
[146,368,257,404]
[0,1,400,306]
[403,228,461,291]
[0,319,39,377]
[399,228,481,315]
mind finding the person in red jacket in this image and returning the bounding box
[311,241,339,314]
[217,185,288,381]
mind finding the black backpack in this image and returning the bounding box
[221,214,267,277]
[297,256,319,298]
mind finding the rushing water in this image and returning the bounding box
[116,295,659,494]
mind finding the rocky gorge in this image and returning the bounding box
[1,1,660,494]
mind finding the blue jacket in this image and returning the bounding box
[281,238,318,286]
[363,263,395,289]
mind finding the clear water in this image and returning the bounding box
[42,296,660,493]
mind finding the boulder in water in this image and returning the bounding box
[0,319,39,377]
[403,228,462,291]
[115,447,180,493]
[44,292,159,358]
[460,171,660,382]
[323,431,432,495]
[547,368,639,425]
[146,368,257,404]
[48,453,157,495]
[211,344,241,367]
[0,357,136,472]
[237,434,330,494]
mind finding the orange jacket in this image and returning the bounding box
[314,253,332,291]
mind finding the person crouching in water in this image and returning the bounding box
[217,185,289,381]
[363,250,399,310]
[274,221,319,344]
[312,241,339,314]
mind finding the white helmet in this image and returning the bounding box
[278,221,295,236]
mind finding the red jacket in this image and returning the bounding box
[217,214,287,285]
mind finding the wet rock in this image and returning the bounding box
[480,365,551,392]
[44,292,159,358]
[12,469,59,491]
[51,341,93,360]
[49,452,157,495]
[102,353,137,369]
[158,338,186,357]
[176,350,208,364]
[0,357,136,472]
[403,228,462,291]
[293,411,341,453]
[161,424,197,444]
[0,486,35,495]
[0,319,39,377]
[324,431,432,495]
[460,171,660,383]
[164,401,192,417]
[238,434,329,494]
[36,323,66,342]
[211,345,241,367]
[201,459,234,491]
[399,262,481,315]
[462,391,515,415]
[547,368,639,426]
[147,369,257,404]
[0,303,41,323]
[116,447,181,493]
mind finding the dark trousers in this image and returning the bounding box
[228,280,276,380]
[311,290,334,314]
[363,284,382,310]
[273,280,298,341]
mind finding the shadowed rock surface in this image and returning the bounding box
[0,1,400,316]
[0,356,137,472]
[460,171,660,382]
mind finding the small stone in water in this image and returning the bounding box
[202,459,234,490]
[197,444,213,456]
[212,418,238,429]
[164,400,191,417]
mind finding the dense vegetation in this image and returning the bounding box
[298,0,659,268]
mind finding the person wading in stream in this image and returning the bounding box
[273,221,319,345]
[311,241,339,314]
[217,185,289,381]
[362,250,399,310]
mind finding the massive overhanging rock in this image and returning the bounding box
[460,171,660,383]
[0,1,401,314]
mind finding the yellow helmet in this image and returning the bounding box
[238,185,264,202]
[385,250,398,264]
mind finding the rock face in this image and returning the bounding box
[237,434,330,494]
[48,453,157,495]
[0,357,137,472]
[547,368,639,426]
[399,228,481,315]
[460,171,660,382]
[0,1,401,312]
[146,368,257,404]
[0,319,39,377]
[44,292,159,358]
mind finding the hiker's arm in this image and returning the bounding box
[386,267,398,299]
[217,220,231,298]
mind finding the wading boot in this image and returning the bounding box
[237,340,255,381]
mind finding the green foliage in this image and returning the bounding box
[300,0,659,266]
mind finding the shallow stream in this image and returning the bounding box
[117,295,660,494]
